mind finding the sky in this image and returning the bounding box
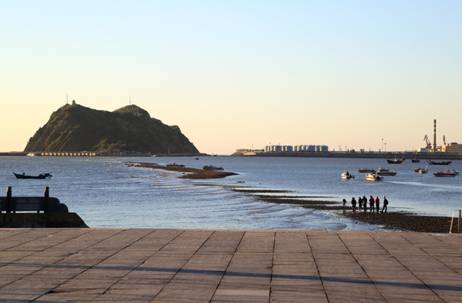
[0,0,461,154]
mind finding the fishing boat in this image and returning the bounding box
[376,168,397,176]
[358,168,376,173]
[387,158,405,164]
[414,167,429,174]
[13,172,52,179]
[411,159,420,163]
[203,165,224,171]
[428,160,452,165]
[340,171,354,180]
[365,173,383,182]
[433,170,458,177]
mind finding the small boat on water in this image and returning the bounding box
[414,167,429,174]
[411,159,420,163]
[376,168,397,176]
[358,168,376,173]
[13,172,52,179]
[203,165,224,171]
[365,173,383,182]
[340,171,355,180]
[434,170,458,177]
[387,158,405,164]
[428,160,452,165]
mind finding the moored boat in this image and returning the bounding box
[376,168,397,176]
[365,173,383,182]
[340,171,354,180]
[358,168,376,173]
[13,172,52,179]
[387,158,405,164]
[414,167,429,174]
[428,160,452,165]
[434,170,458,177]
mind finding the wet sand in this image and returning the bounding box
[345,211,453,233]
[233,189,455,233]
[128,162,238,179]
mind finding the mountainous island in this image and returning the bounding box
[24,102,199,155]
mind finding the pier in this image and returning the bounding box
[0,229,461,302]
[29,151,97,157]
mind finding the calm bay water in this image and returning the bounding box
[0,156,461,230]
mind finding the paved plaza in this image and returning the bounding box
[0,228,461,302]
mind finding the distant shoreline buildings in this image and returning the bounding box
[264,144,329,153]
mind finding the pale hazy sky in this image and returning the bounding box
[1,1,461,154]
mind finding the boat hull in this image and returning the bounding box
[13,173,52,180]
[387,158,405,164]
[365,174,383,182]
[428,160,452,165]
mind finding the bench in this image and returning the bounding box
[0,187,69,214]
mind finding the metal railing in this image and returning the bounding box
[449,209,461,233]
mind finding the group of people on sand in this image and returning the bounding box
[342,195,389,213]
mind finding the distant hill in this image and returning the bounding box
[24,102,199,155]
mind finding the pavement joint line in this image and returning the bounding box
[306,232,330,303]
[0,228,30,242]
[149,230,216,303]
[30,228,156,302]
[26,228,135,302]
[97,229,185,298]
[3,228,66,252]
[0,229,461,302]
[269,231,276,303]
[3,260,462,292]
[0,228,92,282]
[209,231,245,302]
[402,233,461,275]
[337,232,390,303]
[370,232,449,303]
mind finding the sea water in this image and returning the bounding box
[0,156,461,230]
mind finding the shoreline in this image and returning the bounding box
[252,194,453,233]
[128,162,455,233]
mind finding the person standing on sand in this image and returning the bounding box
[362,196,367,212]
[369,196,375,213]
[342,199,347,209]
[375,196,380,213]
[358,197,363,209]
[382,197,389,213]
[351,197,357,212]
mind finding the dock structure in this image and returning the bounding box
[31,151,97,157]
[0,229,461,302]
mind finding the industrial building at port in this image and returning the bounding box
[234,119,462,159]
[265,144,329,153]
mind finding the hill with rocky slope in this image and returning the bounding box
[24,102,198,155]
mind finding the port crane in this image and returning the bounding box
[423,135,432,150]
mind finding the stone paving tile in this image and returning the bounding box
[0,229,461,302]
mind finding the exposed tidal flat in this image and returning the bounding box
[0,156,461,231]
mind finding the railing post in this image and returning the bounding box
[43,186,50,213]
[6,186,12,214]
[459,209,461,233]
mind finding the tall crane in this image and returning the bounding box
[424,135,432,150]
